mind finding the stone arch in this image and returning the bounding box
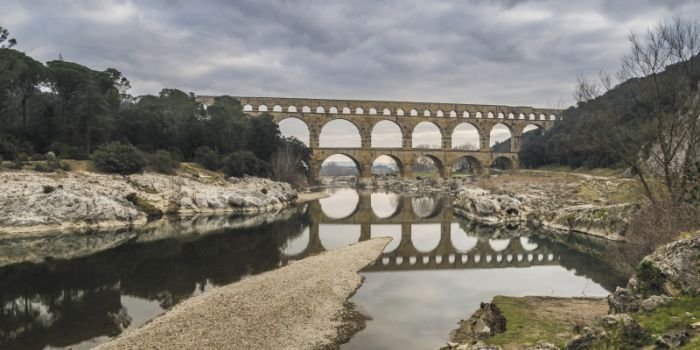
[508,113,515,119]
[413,154,446,177]
[412,121,442,149]
[452,155,482,175]
[302,106,311,113]
[329,107,338,114]
[497,112,505,119]
[371,120,402,148]
[410,109,418,116]
[423,110,431,117]
[489,123,512,151]
[372,154,403,177]
[396,108,404,116]
[539,114,546,120]
[288,106,297,113]
[278,116,311,146]
[450,111,457,118]
[273,105,283,112]
[452,122,481,151]
[316,106,325,113]
[320,119,361,148]
[487,112,495,119]
[411,224,441,253]
[343,107,351,114]
[243,104,254,112]
[356,107,364,115]
[549,114,557,121]
[411,196,443,219]
[318,154,362,178]
[258,104,268,112]
[528,113,536,120]
[369,108,377,115]
[463,111,470,118]
[475,112,483,118]
[518,113,525,120]
[383,108,391,116]
[491,156,514,170]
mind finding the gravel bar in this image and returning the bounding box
[96,237,391,350]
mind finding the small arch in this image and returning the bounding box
[396,109,404,116]
[273,105,283,112]
[412,122,442,149]
[369,108,377,115]
[329,107,338,114]
[343,107,351,114]
[529,113,536,120]
[475,112,483,118]
[539,114,546,120]
[463,112,470,118]
[518,113,525,120]
[423,110,431,117]
[258,104,268,112]
[302,106,311,113]
[508,113,515,119]
[316,106,325,113]
[356,107,364,115]
[497,112,505,119]
[383,108,391,116]
[487,112,495,119]
[412,224,441,253]
[410,109,418,116]
[372,120,402,148]
[288,106,297,113]
[436,110,444,117]
[549,114,557,120]
[450,111,457,118]
[243,104,253,112]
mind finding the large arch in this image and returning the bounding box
[371,120,402,148]
[412,122,442,149]
[320,119,361,148]
[491,156,514,170]
[278,117,310,146]
[319,153,362,178]
[372,154,402,177]
[452,123,481,150]
[452,155,482,176]
[489,123,512,152]
[413,154,444,178]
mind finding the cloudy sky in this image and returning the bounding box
[3,0,698,163]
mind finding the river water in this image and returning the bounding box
[0,188,628,350]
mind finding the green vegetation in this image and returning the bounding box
[92,142,147,175]
[635,296,700,339]
[0,27,309,181]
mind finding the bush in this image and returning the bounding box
[30,153,46,161]
[42,185,55,194]
[221,151,269,178]
[194,146,221,171]
[0,137,17,161]
[49,142,89,160]
[92,142,146,175]
[146,150,180,174]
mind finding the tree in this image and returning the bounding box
[270,137,310,187]
[0,49,46,128]
[0,26,17,48]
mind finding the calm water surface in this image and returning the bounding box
[0,187,627,350]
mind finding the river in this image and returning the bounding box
[0,187,628,350]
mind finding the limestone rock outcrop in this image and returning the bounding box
[454,188,524,224]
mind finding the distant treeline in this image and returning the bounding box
[0,37,309,182]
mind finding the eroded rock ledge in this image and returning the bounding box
[0,170,297,235]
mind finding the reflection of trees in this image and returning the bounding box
[412,196,438,217]
[0,210,310,350]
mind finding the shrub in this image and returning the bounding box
[92,142,146,175]
[0,137,17,160]
[194,146,221,171]
[42,185,55,194]
[30,153,46,161]
[636,261,665,297]
[49,142,89,160]
[146,150,180,174]
[221,151,269,178]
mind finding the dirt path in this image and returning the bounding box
[95,238,390,350]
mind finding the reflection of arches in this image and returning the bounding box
[452,123,481,150]
[283,227,309,256]
[371,225,401,253]
[372,155,402,176]
[319,187,359,218]
[450,223,477,252]
[411,196,442,218]
[520,237,538,251]
[491,156,514,170]
[489,239,510,252]
[452,156,482,175]
[278,117,310,146]
[371,120,402,148]
[320,119,361,148]
[412,122,442,149]
[320,224,360,250]
[489,123,512,151]
[411,224,441,253]
[371,192,401,218]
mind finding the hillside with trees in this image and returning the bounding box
[0,27,309,186]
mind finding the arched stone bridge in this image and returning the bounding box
[281,193,559,271]
[196,96,562,179]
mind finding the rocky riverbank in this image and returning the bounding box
[0,169,297,235]
[96,238,391,350]
[452,172,644,241]
[439,233,700,349]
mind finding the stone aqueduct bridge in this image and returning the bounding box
[281,193,559,272]
[196,96,563,178]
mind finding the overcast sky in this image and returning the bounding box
[3,0,698,164]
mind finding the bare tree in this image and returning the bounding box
[270,140,306,187]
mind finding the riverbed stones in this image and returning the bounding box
[637,236,700,297]
[454,188,524,223]
[449,302,507,344]
[640,295,673,312]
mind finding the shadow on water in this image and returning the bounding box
[0,187,630,350]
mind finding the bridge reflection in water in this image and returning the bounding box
[281,188,557,271]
